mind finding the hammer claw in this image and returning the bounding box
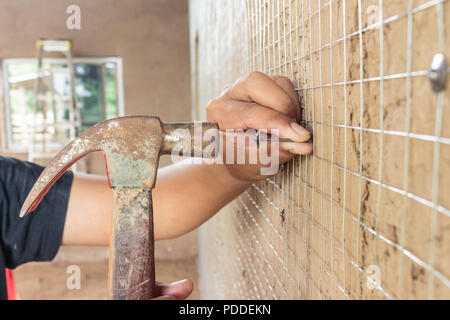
[20,142,102,217]
[20,116,167,217]
[20,116,219,300]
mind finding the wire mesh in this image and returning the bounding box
[190,0,450,299]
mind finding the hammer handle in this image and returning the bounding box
[161,122,219,157]
[108,188,156,300]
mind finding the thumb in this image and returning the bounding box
[155,279,194,300]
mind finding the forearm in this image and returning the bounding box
[153,159,250,240]
[62,159,250,245]
[62,172,112,246]
[61,73,311,246]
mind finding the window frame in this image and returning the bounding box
[2,57,125,151]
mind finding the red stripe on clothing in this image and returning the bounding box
[5,269,16,300]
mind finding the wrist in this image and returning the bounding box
[213,161,253,189]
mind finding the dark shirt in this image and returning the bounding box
[0,156,73,300]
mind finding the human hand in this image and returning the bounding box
[152,278,194,300]
[206,72,313,182]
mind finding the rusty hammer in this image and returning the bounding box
[20,116,219,300]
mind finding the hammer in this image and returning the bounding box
[20,116,219,300]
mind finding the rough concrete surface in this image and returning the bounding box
[191,0,450,299]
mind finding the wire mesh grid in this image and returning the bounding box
[191,0,450,299]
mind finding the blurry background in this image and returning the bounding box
[0,0,199,299]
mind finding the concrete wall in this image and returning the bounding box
[191,0,450,300]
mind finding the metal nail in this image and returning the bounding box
[280,209,286,223]
[255,130,294,148]
[428,53,448,93]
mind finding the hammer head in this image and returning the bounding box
[20,116,219,217]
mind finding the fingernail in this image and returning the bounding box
[153,295,176,300]
[290,122,310,141]
[168,279,189,286]
[284,142,314,155]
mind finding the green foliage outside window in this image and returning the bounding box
[5,59,120,148]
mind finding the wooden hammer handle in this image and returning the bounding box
[108,189,156,300]
[161,122,219,157]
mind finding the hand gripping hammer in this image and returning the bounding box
[19,116,219,300]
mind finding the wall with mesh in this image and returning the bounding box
[190,0,450,299]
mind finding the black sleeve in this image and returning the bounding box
[0,156,73,269]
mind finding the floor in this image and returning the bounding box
[13,258,200,300]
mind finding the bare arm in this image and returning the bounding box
[62,160,250,245]
[61,72,312,246]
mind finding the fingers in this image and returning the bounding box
[228,72,298,119]
[152,295,176,300]
[259,140,313,161]
[206,72,312,164]
[242,108,309,142]
[272,76,301,121]
[281,142,314,156]
[209,101,310,143]
[154,279,194,300]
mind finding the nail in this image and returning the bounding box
[290,122,310,141]
[280,209,286,223]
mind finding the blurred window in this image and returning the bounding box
[2,58,124,150]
